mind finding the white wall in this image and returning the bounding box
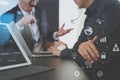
[59,0,86,48]
[0,0,18,16]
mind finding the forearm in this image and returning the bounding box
[60,48,85,66]
[53,32,59,41]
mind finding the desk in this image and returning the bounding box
[17,57,89,80]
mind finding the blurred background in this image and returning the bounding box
[0,0,18,15]
[59,0,86,48]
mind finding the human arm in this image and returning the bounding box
[16,15,35,31]
[78,36,100,63]
[55,23,73,38]
[48,40,87,66]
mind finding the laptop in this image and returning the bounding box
[0,22,54,80]
[14,22,54,57]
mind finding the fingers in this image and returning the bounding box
[17,15,35,26]
[59,41,67,47]
[48,46,54,52]
[78,36,100,63]
[54,41,60,47]
[57,23,73,37]
[48,46,55,54]
[85,42,98,61]
[61,23,65,29]
[80,48,94,63]
[59,28,73,36]
[78,42,95,63]
[30,19,35,24]
[25,15,35,24]
[91,35,99,57]
[92,35,98,42]
[65,28,74,33]
[48,45,61,56]
[88,40,99,59]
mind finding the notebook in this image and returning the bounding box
[0,22,54,80]
[12,22,54,57]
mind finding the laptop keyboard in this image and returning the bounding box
[0,66,54,80]
[32,51,55,57]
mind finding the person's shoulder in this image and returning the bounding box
[101,0,120,13]
[6,5,19,14]
[105,0,120,8]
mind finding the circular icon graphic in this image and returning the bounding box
[96,70,104,78]
[74,71,80,77]
[84,26,93,36]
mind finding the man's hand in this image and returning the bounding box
[78,36,100,63]
[16,15,35,27]
[56,23,73,37]
[48,41,67,56]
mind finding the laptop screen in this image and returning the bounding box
[0,22,31,70]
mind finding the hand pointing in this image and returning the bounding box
[78,35,100,63]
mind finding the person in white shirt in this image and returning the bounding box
[3,0,73,52]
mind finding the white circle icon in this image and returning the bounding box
[74,71,80,77]
[84,26,93,36]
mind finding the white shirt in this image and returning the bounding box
[17,4,40,42]
[17,4,58,41]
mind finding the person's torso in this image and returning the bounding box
[80,0,120,79]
